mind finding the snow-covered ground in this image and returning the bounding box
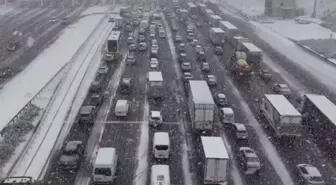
[297,0,336,18]
[262,20,336,40]
[0,6,109,134]
[9,10,112,179]
[221,0,265,17]
[0,4,15,16]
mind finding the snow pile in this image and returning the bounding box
[296,0,336,18]
[0,6,109,134]
[263,19,336,40]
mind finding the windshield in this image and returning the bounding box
[94,168,112,176]
[155,145,168,150]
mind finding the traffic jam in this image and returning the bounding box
[2,0,336,185]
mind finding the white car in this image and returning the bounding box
[127,36,134,44]
[195,45,202,53]
[150,33,155,39]
[183,72,193,82]
[206,75,217,86]
[238,147,261,175]
[296,164,325,185]
[191,39,199,46]
[181,62,192,71]
[149,111,162,127]
[150,58,159,69]
[187,32,195,41]
[179,43,186,52]
[128,43,136,51]
[152,39,158,46]
[272,83,291,97]
[175,35,182,42]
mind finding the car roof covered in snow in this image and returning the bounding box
[201,136,229,159]
[154,132,169,145]
[80,106,94,114]
[221,107,234,114]
[151,165,170,184]
[304,94,336,126]
[264,94,301,116]
[189,80,214,104]
[94,147,116,167]
[151,111,161,118]
[148,71,163,82]
[211,15,221,20]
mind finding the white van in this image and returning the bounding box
[93,147,118,183]
[153,132,170,159]
[115,100,129,117]
[219,107,235,124]
[151,165,170,185]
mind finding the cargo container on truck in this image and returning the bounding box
[187,2,197,18]
[147,71,164,100]
[209,27,225,46]
[204,9,214,23]
[188,80,215,131]
[201,136,229,184]
[179,9,189,21]
[120,7,130,17]
[219,21,239,42]
[230,36,249,50]
[240,42,263,66]
[297,94,336,151]
[210,15,221,27]
[260,94,302,137]
[197,3,207,15]
[206,1,220,13]
[114,16,124,29]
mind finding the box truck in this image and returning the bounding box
[260,94,302,137]
[201,136,229,184]
[209,27,225,46]
[188,80,215,131]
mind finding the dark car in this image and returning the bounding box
[89,93,103,106]
[0,67,13,79]
[120,78,133,94]
[78,106,97,124]
[59,141,83,170]
[7,42,20,51]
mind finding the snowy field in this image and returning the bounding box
[0,6,109,133]
[221,0,265,17]
[262,20,336,41]
[297,0,336,18]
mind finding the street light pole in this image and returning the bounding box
[312,0,317,18]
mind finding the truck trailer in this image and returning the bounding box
[201,136,229,184]
[188,80,215,131]
[147,71,164,101]
[260,94,302,137]
[297,94,336,151]
[210,15,222,27]
[187,2,197,18]
[209,27,225,46]
[179,9,189,22]
[219,21,239,42]
[230,36,249,50]
[240,42,263,66]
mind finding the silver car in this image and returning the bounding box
[181,62,192,71]
[296,164,325,185]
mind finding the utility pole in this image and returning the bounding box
[312,0,317,18]
[40,0,43,7]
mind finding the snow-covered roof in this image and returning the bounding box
[201,136,229,159]
[304,94,336,126]
[220,21,238,30]
[242,42,262,52]
[95,147,116,166]
[151,165,170,182]
[198,3,206,7]
[148,71,163,82]
[222,107,233,114]
[305,165,322,177]
[264,94,301,116]
[116,100,128,108]
[154,132,169,145]
[189,80,214,104]
[211,27,225,33]
[234,123,247,131]
[187,2,196,8]
[108,31,122,41]
[211,15,222,20]
[205,9,214,14]
[151,111,161,118]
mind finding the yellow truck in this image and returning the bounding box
[229,52,252,77]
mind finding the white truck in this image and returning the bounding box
[115,100,129,117]
[219,21,239,42]
[260,94,302,137]
[210,15,222,27]
[179,9,189,21]
[240,42,263,66]
[209,27,225,46]
[188,80,215,132]
[201,136,229,184]
[115,16,124,29]
[147,71,164,100]
[139,19,149,31]
[230,36,249,50]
